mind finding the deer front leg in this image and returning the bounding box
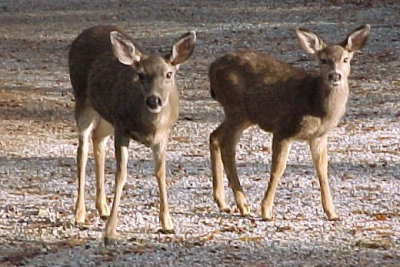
[152,135,174,233]
[92,119,113,220]
[261,137,292,220]
[104,133,130,244]
[309,135,339,220]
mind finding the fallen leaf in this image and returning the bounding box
[239,235,262,242]
[375,214,387,221]
[221,226,246,234]
[356,239,392,250]
[194,206,212,213]
[36,208,49,216]
[276,226,292,232]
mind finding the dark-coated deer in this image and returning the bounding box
[69,25,196,243]
[209,25,370,220]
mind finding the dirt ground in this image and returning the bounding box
[0,0,399,266]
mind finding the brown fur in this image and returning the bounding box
[68,25,195,244]
[209,25,370,220]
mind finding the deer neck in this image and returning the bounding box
[316,77,349,125]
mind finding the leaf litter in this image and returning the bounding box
[0,0,399,266]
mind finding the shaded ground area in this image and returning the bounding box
[0,0,399,266]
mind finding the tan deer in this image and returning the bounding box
[209,25,370,221]
[68,25,196,244]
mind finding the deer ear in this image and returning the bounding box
[110,31,140,65]
[342,24,370,52]
[169,31,196,66]
[296,27,325,54]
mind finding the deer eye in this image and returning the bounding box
[320,58,328,65]
[343,57,349,63]
[166,72,173,79]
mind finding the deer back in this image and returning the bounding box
[69,25,196,146]
[69,25,136,105]
[209,25,370,140]
[210,49,318,137]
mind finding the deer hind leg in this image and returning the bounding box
[92,118,113,220]
[309,135,339,220]
[213,118,251,216]
[261,136,292,220]
[75,106,96,225]
[152,135,174,233]
[210,121,230,212]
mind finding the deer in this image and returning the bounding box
[209,25,370,221]
[68,25,196,244]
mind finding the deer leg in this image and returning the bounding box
[92,119,113,220]
[210,122,230,212]
[309,135,339,220]
[152,135,174,233]
[261,136,292,220]
[104,132,130,244]
[219,120,250,216]
[74,108,95,225]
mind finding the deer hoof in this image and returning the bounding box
[239,204,250,217]
[100,215,110,221]
[75,217,90,229]
[261,211,275,221]
[158,229,175,234]
[325,210,340,221]
[261,216,275,222]
[74,214,86,226]
[327,214,341,221]
[76,223,90,230]
[219,206,231,213]
[215,199,230,213]
[96,204,110,220]
[104,236,119,247]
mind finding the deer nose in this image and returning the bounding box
[145,95,162,110]
[328,72,342,83]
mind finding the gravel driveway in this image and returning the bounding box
[0,0,399,266]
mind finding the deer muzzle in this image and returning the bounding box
[145,95,163,113]
[328,72,342,86]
